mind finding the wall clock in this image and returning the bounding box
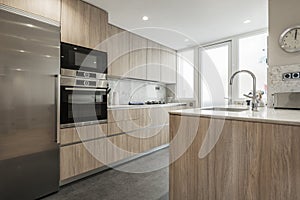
[279,26,300,53]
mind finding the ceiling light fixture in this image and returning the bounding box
[26,24,34,28]
[243,20,251,24]
[142,16,149,21]
[19,50,25,53]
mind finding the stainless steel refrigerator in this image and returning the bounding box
[0,7,60,200]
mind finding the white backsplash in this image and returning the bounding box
[268,64,300,107]
[108,79,167,105]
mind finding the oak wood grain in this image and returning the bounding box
[0,0,61,21]
[170,115,300,200]
[60,124,107,145]
[61,0,108,49]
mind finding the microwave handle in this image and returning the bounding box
[65,88,107,92]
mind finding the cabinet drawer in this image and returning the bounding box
[60,139,106,181]
[60,124,107,145]
[107,120,139,136]
[108,109,139,122]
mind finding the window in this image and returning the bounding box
[199,42,231,107]
[237,33,268,98]
[177,49,194,99]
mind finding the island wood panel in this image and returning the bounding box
[0,0,61,21]
[61,0,108,49]
[60,123,107,145]
[107,24,130,77]
[128,33,147,79]
[232,121,272,200]
[170,115,300,200]
[147,40,161,81]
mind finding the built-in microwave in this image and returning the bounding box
[61,42,107,74]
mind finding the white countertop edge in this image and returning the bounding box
[108,103,187,110]
[169,107,300,126]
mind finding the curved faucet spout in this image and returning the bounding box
[229,70,258,111]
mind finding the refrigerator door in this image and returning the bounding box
[0,9,60,199]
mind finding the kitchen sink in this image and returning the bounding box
[201,107,249,112]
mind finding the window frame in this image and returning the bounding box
[194,29,268,107]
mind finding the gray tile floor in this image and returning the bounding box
[43,148,169,200]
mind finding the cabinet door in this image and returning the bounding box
[60,139,105,181]
[0,0,61,21]
[129,33,147,79]
[61,0,108,49]
[161,46,177,84]
[106,134,130,164]
[147,40,161,81]
[60,124,107,145]
[107,25,130,77]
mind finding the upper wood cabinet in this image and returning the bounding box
[61,0,108,50]
[160,46,177,84]
[128,33,147,80]
[107,24,130,77]
[147,40,161,81]
[0,0,61,21]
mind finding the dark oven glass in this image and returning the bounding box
[61,42,107,73]
[61,86,107,124]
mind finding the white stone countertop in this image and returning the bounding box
[169,106,300,126]
[108,103,187,110]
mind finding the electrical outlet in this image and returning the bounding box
[282,72,300,81]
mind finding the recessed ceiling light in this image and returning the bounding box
[16,68,22,71]
[19,50,25,53]
[243,20,251,24]
[45,55,51,58]
[142,16,149,21]
[26,24,34,28]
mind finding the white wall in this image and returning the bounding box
[268,0,300,105]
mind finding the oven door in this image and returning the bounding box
[60,86,107,125]
[61,42,107,73]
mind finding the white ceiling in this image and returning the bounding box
[84,0,268,50]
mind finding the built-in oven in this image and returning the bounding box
[61,42,107,74]
[60,76,108,128]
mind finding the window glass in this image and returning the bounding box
[177,49,194,99]
[200,43,230,107]
[238,33,268,98]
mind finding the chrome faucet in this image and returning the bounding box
[229,70,258,111]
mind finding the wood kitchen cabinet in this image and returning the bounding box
[107,24,130,77]
[61,0,108,49]
[60,139,105,181]
[160,46,177,84]
[60,123,107,145]
[0,0,61,21]
[147,40,161,81]
[170,115,300,200]
[128,33,148,79]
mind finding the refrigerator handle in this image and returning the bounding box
[55,74,60,144]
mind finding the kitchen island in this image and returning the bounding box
[169,107,300,200]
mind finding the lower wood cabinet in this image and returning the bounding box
[60,105,185,182]
[60,139,106,181]
[60,123,107,145]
